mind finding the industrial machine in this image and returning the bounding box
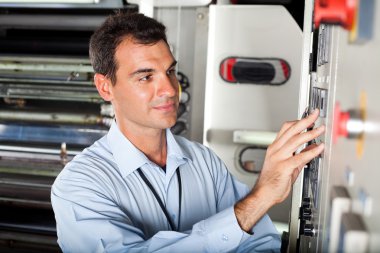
[2,1,379,252]
[288,0,380,252]
[0,1,136,251]
[0,1,203,251]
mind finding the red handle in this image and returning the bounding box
[314,0,357,30]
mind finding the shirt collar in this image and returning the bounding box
[166,128,189,161]
[107,120,189,178]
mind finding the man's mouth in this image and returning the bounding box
[153,101,176,111]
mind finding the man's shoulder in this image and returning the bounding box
[55,136,117,183]
[51,136,123,209]
[83,134,112,157]
[74,135,113,166]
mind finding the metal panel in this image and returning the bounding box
[203,5,303,223]
[289,1,380,252]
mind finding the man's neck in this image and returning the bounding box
[117,122,167,167]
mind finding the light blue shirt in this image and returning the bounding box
[51,121,281,252]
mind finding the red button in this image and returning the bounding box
[333,102,350,143]
[314,0,357,30]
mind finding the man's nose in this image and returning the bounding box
[157,75,177,97]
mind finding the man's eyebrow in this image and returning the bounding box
[129,68,155,77]
[129,60,177,77]
[168,60,178,70]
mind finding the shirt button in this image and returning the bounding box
[222,234,229,241]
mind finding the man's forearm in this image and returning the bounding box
[234,188,274,233]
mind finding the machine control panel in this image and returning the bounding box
[289,0,379,252]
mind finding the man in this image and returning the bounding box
[51,12,325,252]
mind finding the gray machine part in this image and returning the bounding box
[0,2,136,252]
[288,0,380,252]
[203,5,303,225]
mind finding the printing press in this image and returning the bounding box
[0,1,136,251]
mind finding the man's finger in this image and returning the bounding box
[284,143,325,176]
[276,125,325,159]
[271,109,320,152]
[275,120,298,139]
[301,143,319,153]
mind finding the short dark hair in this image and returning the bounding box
[89,11,168,84]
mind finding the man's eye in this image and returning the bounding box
[139,75,152,82]
[167,69,176,75]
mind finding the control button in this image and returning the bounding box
[333,102,364,143]
[300,207,312,221]
[171,121,187,135]
[179,90,190,104]
[302,223,316,237]
[314,0,358,30]
[177,103,187,118]
[333,93,367,157]
[302,197,311,209]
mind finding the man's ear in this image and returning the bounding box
[94,73,113,101]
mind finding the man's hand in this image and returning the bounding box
[234,109,325,232]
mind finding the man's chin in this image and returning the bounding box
[155,118,177,130]
[167,120,177,129]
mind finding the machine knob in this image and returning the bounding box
[314,0,357,30]
[177,103,187,118]
[302,197,311,209]
[333,102,365,143]
[303,224,316,237]
[179,91,190,104]
[171,121,186,135]
[300,207,312,221]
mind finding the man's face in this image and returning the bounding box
[109,39,179,133]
